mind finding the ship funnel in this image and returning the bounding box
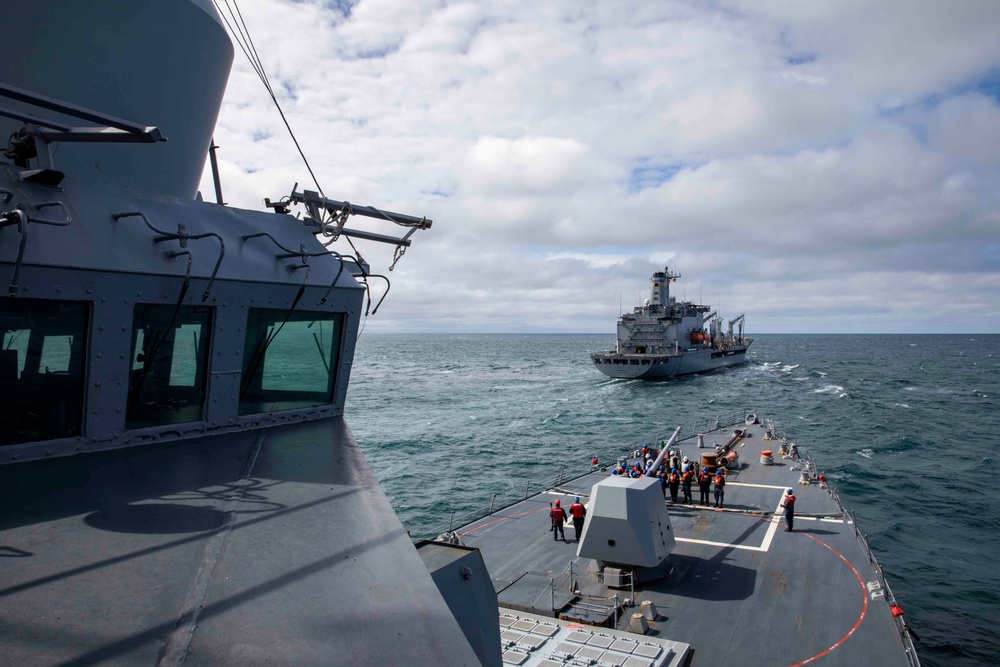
[0,0,234,199]
[649,272,668,307]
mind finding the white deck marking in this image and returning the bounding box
[676,496,786,552]
[726,482,789,490]
[791,516,845,523]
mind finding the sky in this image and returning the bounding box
[200,0,1000,333]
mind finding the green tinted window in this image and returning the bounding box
[127,305,212,428]
[239,309,342,415]
[0,299,88,445]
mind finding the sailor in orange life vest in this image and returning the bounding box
[698,467,711,505]
[782,488,796,532]
[667,469,680,503]
[570,497,587,541]
[713,470,726,508]
[681,466,694,504]
[550,499,568,541]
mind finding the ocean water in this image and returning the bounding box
[346,333,1000,667]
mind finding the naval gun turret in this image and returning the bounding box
[576,476,676,586]
[576,428,680,586]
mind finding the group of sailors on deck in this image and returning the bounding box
[610,447,730,508]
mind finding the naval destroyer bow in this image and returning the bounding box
[592,267,752,379]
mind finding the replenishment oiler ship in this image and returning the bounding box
[591,267,752,379]
[0,3,918,666]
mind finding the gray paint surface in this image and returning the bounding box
[0,419,483,665]
[455,420,916,667]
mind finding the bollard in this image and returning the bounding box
[640,600,657,621]
[629,613,649,634]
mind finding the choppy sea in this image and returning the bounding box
[346,333,1000,667]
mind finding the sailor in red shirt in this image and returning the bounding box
[569,496,587,541]
[550,499,568,541]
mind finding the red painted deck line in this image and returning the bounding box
[787,531,869,667]
[458,506,549,537]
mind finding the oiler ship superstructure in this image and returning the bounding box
[592,267,752,379]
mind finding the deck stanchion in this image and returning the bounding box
[488,494,496,516]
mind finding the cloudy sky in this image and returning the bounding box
[201,0,1000,333]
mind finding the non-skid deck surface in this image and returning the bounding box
[458,421,914,667]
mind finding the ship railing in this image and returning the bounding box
[425,410,756,540]
[552,561,627,625]
[820,459,922,667]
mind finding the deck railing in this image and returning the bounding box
[426,408,752,540]
[823,465,922,667]
[426,411,921,667]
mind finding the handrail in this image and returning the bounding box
[827,476,921,666]
[422,408,754,540]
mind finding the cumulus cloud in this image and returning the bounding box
[201,0,1000,333]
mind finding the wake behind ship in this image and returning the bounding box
[592,267,752,379]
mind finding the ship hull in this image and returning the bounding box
[591,345,750,380]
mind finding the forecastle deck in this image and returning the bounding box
[453,419,919,667]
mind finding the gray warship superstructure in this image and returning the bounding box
[0,2,493,665]
[0,4,918,667]
[592,267,752,379]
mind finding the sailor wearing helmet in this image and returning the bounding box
[782,488,796,532]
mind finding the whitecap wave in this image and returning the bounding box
[858,448,874,459]
[814,384,848,398]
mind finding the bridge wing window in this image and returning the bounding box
[126,305,212,429]
[0,299,88,445]
[239,309,343,415]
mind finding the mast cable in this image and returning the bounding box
[214,0,370,266]
[213,0,328,206]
